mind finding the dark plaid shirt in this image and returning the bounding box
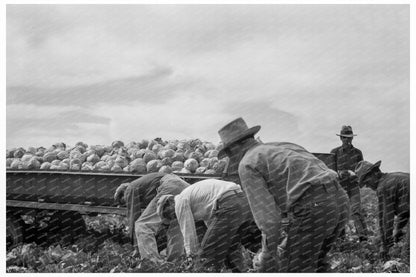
[124,173,166,240]
[377,172,410,248]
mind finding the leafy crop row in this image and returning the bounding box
[6,188,409,273]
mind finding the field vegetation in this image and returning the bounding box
[6,188,409,273]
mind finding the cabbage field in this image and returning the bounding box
[5,139,410,273]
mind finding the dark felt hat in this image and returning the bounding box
[336,125,357,138]
[218,117,260,159]
[355,160,381,185]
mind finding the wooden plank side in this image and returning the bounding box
[6,170,222,208]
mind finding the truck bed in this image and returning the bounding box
[6,170,222,209]
[6,153,335,214]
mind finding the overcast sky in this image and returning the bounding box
[6,4,409,172]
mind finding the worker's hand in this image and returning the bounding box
[347,170,356,176]
[348,171,358,183]
[184,255,204,271]
[338,170,349,179]
[277,237,287,258]
[253,251,279,272]
[114,183,129,203]
[186,256,193,264]
[132,249,140,258]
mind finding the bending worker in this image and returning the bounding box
[157,179,254,272]
[217,117,349,272]
[355,160,409,261]
[114,172,189,264]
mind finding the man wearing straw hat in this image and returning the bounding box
[355,160,409,261]
[216,117,349,272]
[330,125,368,241]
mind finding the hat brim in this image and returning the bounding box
[359,160,382,184]
[218,126,261,159]
[336,134,357,137]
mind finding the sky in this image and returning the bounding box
[5,4,410,172]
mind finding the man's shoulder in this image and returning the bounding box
[243,142,273,157]
[240,142,288,166]
[351,146,363,154]
[239,143,264,166]
[330,145,363,155]
[245,141,308,155]
[330,146,342,153]
[378,173,409,192]
[385,172,410,182]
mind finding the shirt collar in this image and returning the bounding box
[341,144,354,152]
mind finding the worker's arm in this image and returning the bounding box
[381,187,395,250]
[175,197,200,256]
[377,186,394,260]
[239,163,280,272]
[123,184,143,242]
[114,182,130,204]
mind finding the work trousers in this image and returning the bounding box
[282,180,349,273]
[378,180,409,249]
[200,191,253,272]
[135,175,188,264]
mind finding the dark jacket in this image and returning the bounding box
[377,172,410,248]
[331,145,363,193]
[330,145,363,172]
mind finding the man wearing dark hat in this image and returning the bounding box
[114,173,189,264]
[217,117,349,273]
[355,160,409,261]
[330,125,368,241]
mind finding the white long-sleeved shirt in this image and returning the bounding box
[174,179,242,256]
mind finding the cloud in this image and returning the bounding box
[7,5,76,48]
[91,93,229,143]
[7,66,179,106]
[220,100,301,140]
[7,105,112,148]
[7,123,111,150]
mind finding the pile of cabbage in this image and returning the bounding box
[6,139,228,175]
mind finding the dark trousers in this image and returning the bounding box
[200,191,253,272]
[282,181,349,272]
